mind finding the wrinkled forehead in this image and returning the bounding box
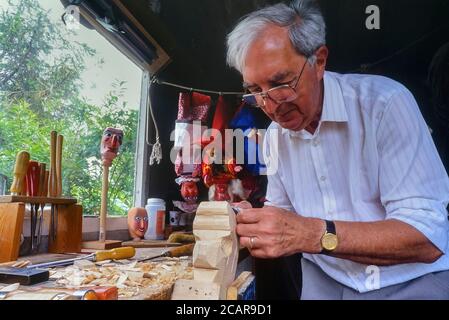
[103,128,124,137]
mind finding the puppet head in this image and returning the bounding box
[176,176,200,204]
[101,127,124,167]
[213,182,232,201]
[127,207,148,240]
[207,175,233,201]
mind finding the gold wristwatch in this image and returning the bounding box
[320,220,338,254]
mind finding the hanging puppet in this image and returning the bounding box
[229,105,268,207]
[172,92,211,214]
[201,95,243,202]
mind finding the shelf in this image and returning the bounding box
[0,195,77,205]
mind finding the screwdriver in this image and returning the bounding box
[138,243,195,262]
[26,247,136,269]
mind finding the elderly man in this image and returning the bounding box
[227,0,449,299]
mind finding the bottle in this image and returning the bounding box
[145,198,166,240]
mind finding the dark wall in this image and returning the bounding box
[141,0,449,299]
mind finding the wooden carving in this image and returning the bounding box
[171,201,238,300]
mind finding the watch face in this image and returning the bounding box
[322,233,338,251]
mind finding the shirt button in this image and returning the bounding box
[313,140,320,147]
[320,176,327,182]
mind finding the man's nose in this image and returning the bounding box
[111,135,118,147]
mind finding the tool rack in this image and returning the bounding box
[0,196,82,263]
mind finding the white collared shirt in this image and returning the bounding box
[264,71,449,293]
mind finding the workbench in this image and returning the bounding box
[0,247,254,300]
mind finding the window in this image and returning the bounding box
[0,0,143,216]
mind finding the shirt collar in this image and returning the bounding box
[282,71,348,138]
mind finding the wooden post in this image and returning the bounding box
[99,165,109,242]
[82,128,123,250]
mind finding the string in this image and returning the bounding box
[153,78,245,96]
[147,77,162,165]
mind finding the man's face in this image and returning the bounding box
[180,181,198,204]
[242,25,328,132]
[127,207,148,239]
[101,128,124,166]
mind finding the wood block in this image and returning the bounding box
[193,240,226,269]
[190,201,239,299]
[0,203,25,263]
[195,201,234,216]
[171,279,221,300]
[193,215,233,231]
[227,271,256,300]
[194,229,230,241]
[48,204,83,253]
[193,268,224,283]
[82,240,122,250]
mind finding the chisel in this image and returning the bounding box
[36,163,47,249]
[25,161,40,253]
[138,243,195,262]
[26,247,136,269]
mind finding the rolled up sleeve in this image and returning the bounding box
[378,88,449,253]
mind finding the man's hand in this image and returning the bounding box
[235,206,325,258]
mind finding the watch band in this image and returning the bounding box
[325,220,336,235]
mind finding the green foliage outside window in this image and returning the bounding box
[0,0,139,216]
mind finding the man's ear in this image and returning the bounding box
[314,45,328,79]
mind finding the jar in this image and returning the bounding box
[145,198,166,240]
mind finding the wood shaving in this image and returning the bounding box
[50,258,192,299]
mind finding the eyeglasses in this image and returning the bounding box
[242,59,308,108]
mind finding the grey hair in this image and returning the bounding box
[226,0,326,73]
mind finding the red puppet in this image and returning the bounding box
[201,96,242,202]
[173,92,211,215]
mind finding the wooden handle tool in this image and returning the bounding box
[25,161,40,197]
[138,243,195,262]
[49,131,57,197]
[10,151,30,195]
[56,134,63,196]
[38,163,46,197]
[26,247,136,269]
